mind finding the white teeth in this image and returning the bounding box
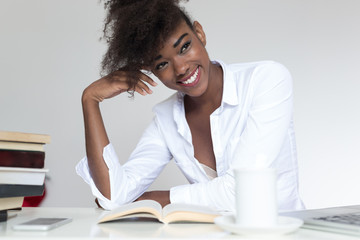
[183,68,199,84]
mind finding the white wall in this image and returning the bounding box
[1,0,359,209]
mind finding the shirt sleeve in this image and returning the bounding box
[75,117,172,210]
[170,62,302,212]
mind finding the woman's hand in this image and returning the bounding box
[136,191,170,207]
[82,70,157,103]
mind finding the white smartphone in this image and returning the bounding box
[12,217,72,231]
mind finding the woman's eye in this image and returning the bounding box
[180,41,191,53]
[155,62,167,70]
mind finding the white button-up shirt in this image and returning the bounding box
[76,60,305,212]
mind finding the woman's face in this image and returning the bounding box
[151,20,211,98]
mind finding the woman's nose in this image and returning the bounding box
[173,58,189,77]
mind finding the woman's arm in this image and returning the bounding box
[82,95,111,198]
[81,71,156,199]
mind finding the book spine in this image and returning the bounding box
[0,184,45,198]
[0,150,45,168]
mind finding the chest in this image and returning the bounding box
[185,112,217,170]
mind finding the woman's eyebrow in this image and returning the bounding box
[173,33,188,48]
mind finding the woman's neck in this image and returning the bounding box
[185,62,223,114]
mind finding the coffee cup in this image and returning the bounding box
[234,167,278,227]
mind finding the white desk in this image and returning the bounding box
[0,207,358,239]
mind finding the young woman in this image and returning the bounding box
[76,0,304,212]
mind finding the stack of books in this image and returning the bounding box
[0,131,50,222]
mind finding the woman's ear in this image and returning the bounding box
[193,21,206,46]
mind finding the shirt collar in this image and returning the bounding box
[214,60,239,106]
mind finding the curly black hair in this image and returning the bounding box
[100,0,192,91]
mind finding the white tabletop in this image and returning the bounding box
[0,207,359,239]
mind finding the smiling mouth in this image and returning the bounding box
[177,67,200,86]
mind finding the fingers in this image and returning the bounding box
[139,69,157,86]
[135,81,153,96]
[135,72,157,96]
[100,70,157,97]
[143,75,158,87]
[138,71,157,86]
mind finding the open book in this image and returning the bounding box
[98,200,220,224]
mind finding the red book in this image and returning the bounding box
[0,150,45,168]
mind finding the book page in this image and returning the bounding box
[0,141,44,151]
[0,167,49,173]
[0,167,48,185]
[162,203,220,224]
[98,200,163,223]
[163,203,219,217]
[0,197,24,211]
[0,131,50,144]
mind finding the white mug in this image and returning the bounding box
[234,167,278,227]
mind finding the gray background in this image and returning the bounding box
[1,0,359,209]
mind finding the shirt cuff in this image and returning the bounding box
[169,171,237,213]
[75,143,121,210]
[169,184,192,204]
